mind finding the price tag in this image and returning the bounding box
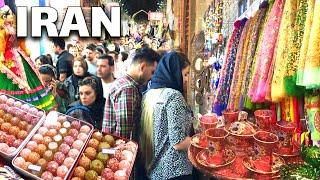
[102,148,116,154]
[28,165,41,172]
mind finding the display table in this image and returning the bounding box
[188,136,303,180]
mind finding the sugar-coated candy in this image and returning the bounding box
[57,165,68,178]
[6,134,16,146]
[46,161,59,174]
[73,166,86,178]
[88,138,99,150]
[77,133,88,142]
[14,157,26,168]
[38,127,49,136]
[17,130,28,140]
[13,139,23,148]
[79,155,91,170]
[46,129,58,137]
[18,121,28,131]
[68,148,79,159]
[101,168,115,180]
[26,141,38,151]
[79,125,91,134]
[27,152,41,164]
[64,136,75,146]
[43,150,54,161]
[20,148,31,159]
[63,121,71,129]
[68,129,79,139]
[35,144,47,156]
[44,136,53,146]
[58,116,67,123]
[54,152,65,165]
[59,128,67,137]
[21,104,30,111]
[10,117,20,126]
[6,98,15,106]
[48,142,58,152]
[84,147,97,160]
[0,95,8,103]
[72,140,84,150]
[41,171,54,180]
[32,134,44,144]
[59,143,71,155]
[114,170,127,180]
[63,157,74,168]
[71,121,81,130]
[6,147,16,154]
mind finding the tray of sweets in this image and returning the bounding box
[68,130,138,180]
[12,111,94,180]
[0,93,45,160]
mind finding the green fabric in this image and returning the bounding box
[0,55,56,111]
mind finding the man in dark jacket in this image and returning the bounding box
[51,38,74,82]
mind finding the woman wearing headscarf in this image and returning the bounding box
[140,51,193,180]
[66,76,105,130]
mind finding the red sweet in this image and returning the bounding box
[54,152,66,165]
[46,161,59,174]
[68,129,79,139]
[18,121,28,131]
[108,158,120,172]
[13,139,23,148]
[6,134,16,146]
[101,168,115,179]
[1,122,11,132]
[71,121,81,130]
[59,143,71,155]
[41,171,54,180]
[114,170,127,180]
[64,136,75,146]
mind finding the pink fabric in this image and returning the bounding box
[0,0,4,8]
[248,0,285,102]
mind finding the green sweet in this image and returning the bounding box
[90,159,104,174]
[96,152,109,165]
[84,170,98,180]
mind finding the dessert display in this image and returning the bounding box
[12,111,93,179]
[0,94,45,158]
[70,131,138,180]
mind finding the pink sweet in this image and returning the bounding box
[72,140,84,150]
[63,157,74,168]
[21,104,30,112]
[57,165,68,178]
[64,136,75,146]
[6,98,15,106]
[6,147,16,154]
[121,150,134,162]
[54,152,65,165]
[24,113,33,123]
[57,116,67,123]
[38,127,49,136]
[114,170,127,180]
[41,171,54,180]
[77,133,88,142]
[79,125,91,134]
[14,157,26,168]
[13,101,22,108]
[68,149,79,159]
[46,161,59,174]
[68,129,79,139]
[53,121,62,130]
[28,107,39,115]
[37,111,44,118]
[30,116,39,125]
[119,160,130,171]
[59,143,71,155]
[71,121,81,130]
[26,141,38,151]
[6,135,16,146]
[13,139,23,148]
[0,95,8,103]
[32,134,44,144]
[20,148,31,159]
[102,168,114,179]
[0,104,9,111]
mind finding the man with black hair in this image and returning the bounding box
[85,43,97,75]
[51,38,74,82]
[96,54,115,98]
[102,48,160,139]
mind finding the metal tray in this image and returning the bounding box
[12,111,94,180]
[67,130,138,180]
[0,93,46,160]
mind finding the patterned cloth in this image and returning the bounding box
[147,88,193,180]
[102,74,142,139]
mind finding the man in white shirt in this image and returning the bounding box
[85,43,97,75]
[96,54,115,98]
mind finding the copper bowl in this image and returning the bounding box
[199,113,218,130]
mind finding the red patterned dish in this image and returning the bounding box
[196,148,236,168]
[191,134,208,149]
[242,155,285,174]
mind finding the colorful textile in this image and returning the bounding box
[271,0,299,102]
[213,19,247,115]
[284,0,308,96]
[102,74,142,139]
[305,94,320,144]
[302,0,320,89]
[249,0,285,102]
[240,1,270,109]
[296,0,316,86]
[228,19,250,110]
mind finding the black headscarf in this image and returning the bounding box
[150,51,185,94]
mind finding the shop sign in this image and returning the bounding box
[148,12,163,21]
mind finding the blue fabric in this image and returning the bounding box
[150,52,184,94]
